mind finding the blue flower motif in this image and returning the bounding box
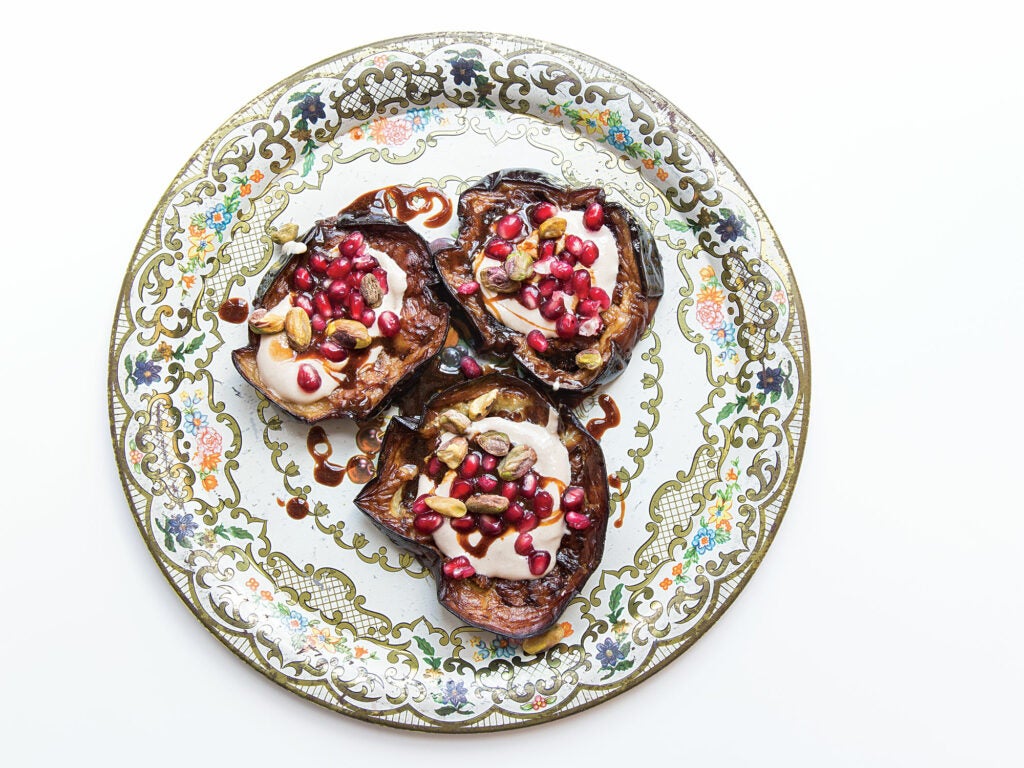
[715,214,746,243]
[596,637,624,669]
[131,359,162,387]
[606,126,632,150]
[756,366,784,394]
[183,408,208,435]
[205,203,231,233]
[711,323,736,346]
[491,639,516,658]
[183,394,203,409]
[441,679,468,707]
[297,93,326,124]
[166,513,198,539]
[450,58,477,86]
[692,525,716,555]
[406,108,432,132]
[283,610,308,631]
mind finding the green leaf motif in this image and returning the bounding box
[164,532,175,552]
[414,636,437,657]
[302,151,315,177]
[716,401,737,423]
[184,333,206,354]
[664,219,692,232]
[434,706,460,717]
[770,389,781,404]
[228,527,254,540]
[609,583,624,613]
[784,378,794,399]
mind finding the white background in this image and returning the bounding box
[2,1,1022,764]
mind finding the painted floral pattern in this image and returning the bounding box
[444,48,496,115]
[122,333,206,392]
[695,264,740,367]
[154,512,252,553]
[596,583,634,680]
[347,106,448,147]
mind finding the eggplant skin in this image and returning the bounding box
[354,373,609,640]
[434,169,663,393]
[232,213,450,423]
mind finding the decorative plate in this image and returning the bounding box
[109,32,809,732]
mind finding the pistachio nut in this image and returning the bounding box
[396,463,419,482]
[360,273,384,308]
[504,249,534,282]
[436,436,469,469]
[270,223,299,244]
[424,495,467,518]
[474,430,510,457]
[284,307,312,350]
[521,623,568,655]
[465,494,510,515]
[466,388,498,420]
[480,265,520,294]
[575,348,603,370]
[326,318,372,350]
[497,444,538,481]
[248,308,285,335]
[437,409,471,434]
[537,216,567,239]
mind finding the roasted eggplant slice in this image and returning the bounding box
[354,373,609,639]
[232,213,449,422]
[434,169,663,392]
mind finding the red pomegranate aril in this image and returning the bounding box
[481,454,499,473]
[413,512,444,534]
[378,311,400,338]
[571,269,592,298]
[526,329,549,353]
[516,511,538,533]
[565,511,591,531]
[311,314,328,333]
[501,481,519,502]
[333,305,347,318]
[496,214,524,240]
[319,340,347,362]
[476,473,499,493]
[292,266,313,291]
[518,284,540,310]
[326,256,352,279]
[528,550,552,576]
[372,267,388,294]
[457,281,480,296]
[577,299,601,318]
[555,313,578,339]
[519,472,538,499]
[360,308,376,327]
[314,291,332,318]
[538,276,558,298]
[427,455,444,477]
[460,452,482,479]
[589,286,611,309]
[540,296,566,320]
[550,259,573,281]
[578,240,599,267]
[563,234,583,256]
[309,251,329,274]
[460,356,482,378]
[340,231,365,257]
[478,515,505,536]
[443,555,472,577]
[485,239,513,259]
[514,532,535,556]
[353,254,378,272]
[578,315,602,337]
[450,479,474,500]
[505,502,525,523]
[533,491,554,517]
[346,270,365,290]
[532,202,558,224]
[451,563,476,579]
[451,516,476,533]
[583,202,605,231]
[347,292,365,318]
[297,364,321,392]
[411,494,430,515]
[327,280,349,304]
[294,293,314,317]
[561,486,585,511]
[540,239,556,259]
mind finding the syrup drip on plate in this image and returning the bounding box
[346,185,453,228]
[585,394,620,441]
[218,297,249,323]
[306,426,345,487]
[608,474,627,529]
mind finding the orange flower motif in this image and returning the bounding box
[559,621,574,638]
[699,265,716,281]
[200,453,221,472]
[349,126,364,140]
[354,646,368,658]
[182,275,196,289]
[549,104,562,117]
[202,474,218,491]
[726,468,738,481]
[659,577,672,590]
[697,286,725,305]
[260,590,274,601]
[671,563,683,576]
[246,578,259,590]
[642,158,655,170]
[249,169,264,183]
[656,168,669,181]
[188,223,205,237]
[716,518,732,533]
[240,183,252,196]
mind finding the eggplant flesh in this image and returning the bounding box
[434,169,663,393]
[232,212,450,422]
[354,373,609,639]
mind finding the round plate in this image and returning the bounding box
[109,32,809,732]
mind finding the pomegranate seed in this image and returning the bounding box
[555,313,578,338]
[528,550,552,576]
[578,315,603,337]
[526,329,549,353]
[532,257,554,276]
[360,308,376,327]
[309,251,329,274]
[327,280,349,304]
[550,260,573,281]
[340,231,364,257]
[538,276,558,298]
[563,234,583,257]
[560,249,577,267]
[327,256,352,279]
[457,281,479,296]
[414,512,444,534]
[481,454,499,473]
[540,240,556,259]
[540,296,566,320]
[378,311,400,338]
[411,494,430,515]
[347,292,365,318]
[451,516,476,533]
[519,472,538,499]
[533,491,553,517]
[294,293,314,316]
[460,356,482,378]
[589,286,611,309]
[353,254,379,272]
[453,563,476,579]
[577,299,601,318]
[501,481,519,502]
[518,284,540,310]
[297,364,321,392]
[450,479,474,500]
[333,305,347,318]
[460,452,481,478]
[578,240,599,267]
[561,486,585,511]
[372,267,388,294]
[505,502,525,524]
[314,291,332,318]
[532,202,558,224]
[478,515,505,536]
[311,314,328,333]
[565,511,591,530]
[583,202,605,231]
[319,340,348,362]
[485,239,513,259]
[477,473,499,493]
[496,214,523,240]
[514,532,535,556]
[516,511,538,533]
[571,269,592,298]
[443,555,473,577]
[427,456,444,477]
[293,266,313,291]
[346,271,365,290]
